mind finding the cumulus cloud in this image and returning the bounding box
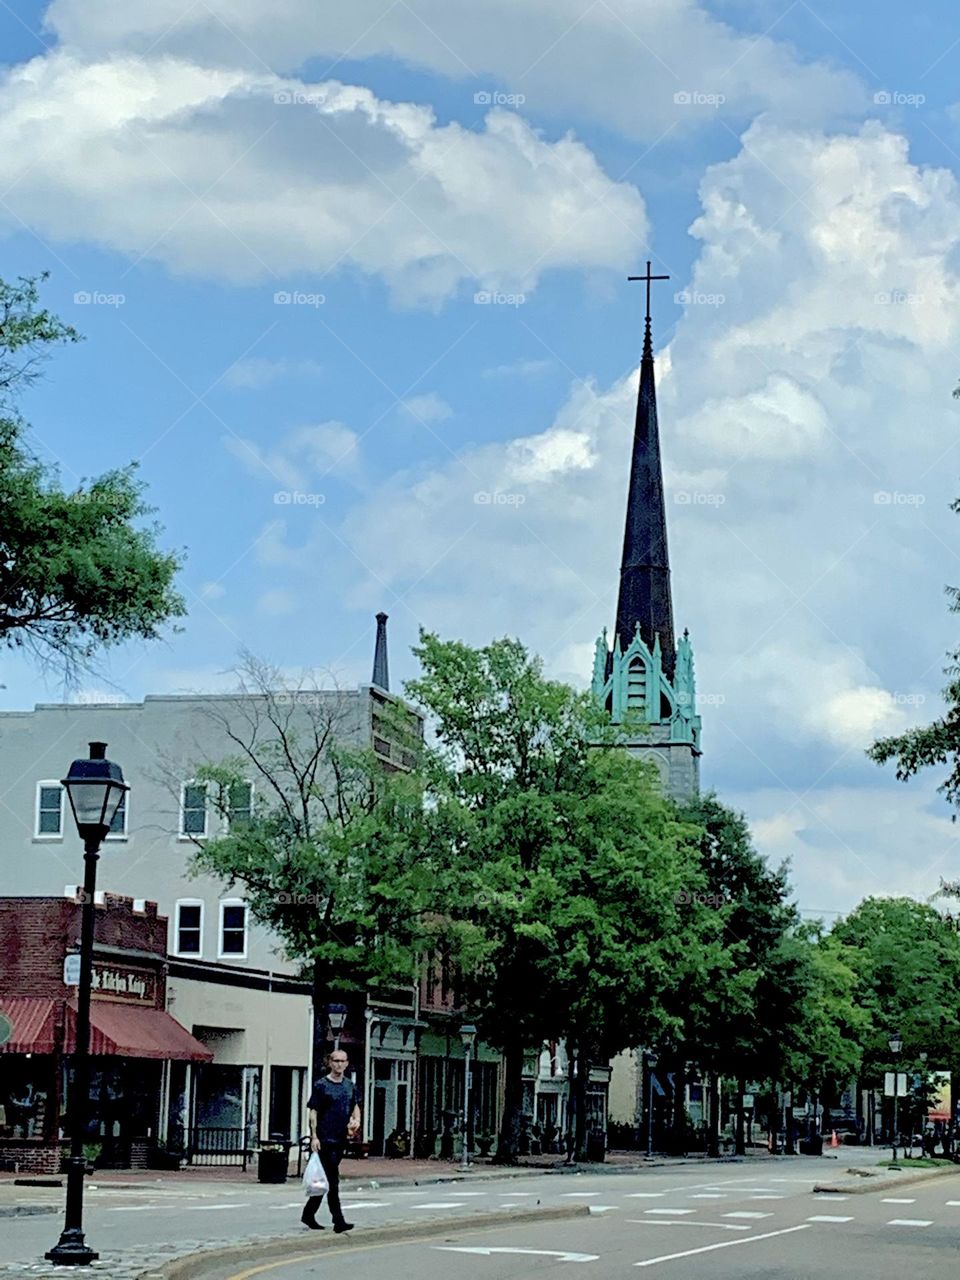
[43,0,865,140]
[401,393,453,423]
[0,55,648,304]
[225,420,360,489]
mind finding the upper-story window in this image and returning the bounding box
[219,900,247,958]
[36,782,64,838]
[106,789,128,839]
[180,782,208,838]
[227,781,253,829]
[175,899,203,956]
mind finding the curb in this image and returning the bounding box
[137,1203,591,1280]
[0,1205,58,1218]
[814,1164,960,1196]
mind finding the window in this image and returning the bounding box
[36,782,63,837]
[175,900,203,956]
[180,782,208,837]
[106,789,127,839]
[227,781,253,829]
[219,900,247,958]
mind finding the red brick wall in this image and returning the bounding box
[0,896,167,1005]
[0,1138,66,1174]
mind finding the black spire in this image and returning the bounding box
[372,612,390,691]
[616,263,676,680]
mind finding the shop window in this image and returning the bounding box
[226,781,253,829]
[180,782,208,837]
[219,900,247,958]
[175,900,203,956]
[36,782,63,837]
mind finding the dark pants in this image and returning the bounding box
[304,1142,345,1226]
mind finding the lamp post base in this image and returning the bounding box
[45,1229,99,1266]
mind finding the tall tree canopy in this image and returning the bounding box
[0,272,184,680]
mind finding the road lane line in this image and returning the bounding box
[807,1215,853,1223]
[412,1202,467,1209]
[887,1219,932,1227]
[689,1194,726,1199]
[625,1193,666,1199]
[633,1223,811,1266]
[882,1198,916,1204]
[645,1208,695,1216]
[627,1220,750,1232]
[724,1211,771,1219]
[437,1247,598,1262]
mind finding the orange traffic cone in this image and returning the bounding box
[830,1130,840,1148]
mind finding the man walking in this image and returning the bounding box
[301,1049,361,1233]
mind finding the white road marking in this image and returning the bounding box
[946,1201,960,1206]
[887,1219,933,1227]
[645,1208,695,1216]
[628,1220,750,1232]
[748,1195,784,1200]
[625,1193,666,1199]
[107,1205,155,1213]
[724,1211,772,1219]
[882,1198,916,1204]
[436,1247,598,1262]
[633,1223,811,1267]
[412,1202,467,1209]
[447,1191,487,1196]
[339,1202,391,1210]
[588,1206,618,1214]
[808,1215,853,1223]
[561,1191,601,1197]
[814,1195,849,1201]
[689,1194,726,1199]
[185,1203,248,1211]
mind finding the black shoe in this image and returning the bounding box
[333,1221,354,1234]
[301,1212,325,1230]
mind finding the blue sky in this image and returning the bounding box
[4,0,960,915]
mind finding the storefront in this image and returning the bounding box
[0,895,211,1173]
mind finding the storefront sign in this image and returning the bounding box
[63,955,81,986]
[90,965,155,1003]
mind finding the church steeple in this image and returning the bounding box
[372,611,390,691]
[615,262,676,681]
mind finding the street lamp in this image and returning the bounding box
[46,743,128,1267]
[646,1051,659,1157]
[328,1003,348,1051]
[459,1024,477,1172]
[888,1031,902,1165]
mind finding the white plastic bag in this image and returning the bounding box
[301,1151,329,1198]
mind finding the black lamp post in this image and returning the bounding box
[646,1051,659,1157]
[458,1024,477,1172]
[45,743,128,1267]
[888,1030,903,1165]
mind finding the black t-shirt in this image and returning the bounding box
[307,1076,360,1143]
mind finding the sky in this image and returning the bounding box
[3,0,960,918]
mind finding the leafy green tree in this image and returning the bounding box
[0,273,184,680]
[671,794,809,1155]
[406,632,709,1162]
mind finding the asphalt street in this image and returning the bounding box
[6,1150,949,1275]
[187,1165,960,1280]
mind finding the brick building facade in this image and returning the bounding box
[0,894,211,1173]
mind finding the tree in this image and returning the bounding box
[181,655,442,1041]
[671,795,810,1156]
[869,496,960,809]
[405,632,709,1162]
[0,272,184,681]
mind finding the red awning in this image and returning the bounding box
[65,1003,213,1062]
[0,998,61,1054]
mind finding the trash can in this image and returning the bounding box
[585,1130,606,1163]
[798,1135,823,1156]
[258,1135,292,1183]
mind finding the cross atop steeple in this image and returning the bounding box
[628,261,670,355]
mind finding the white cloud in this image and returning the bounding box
[199,581,227,600]
[0,55,648,304]
[258,589,297,616]
[223,357,323,389]
[401,393,453,423]
[483,358,552,378]
[43,0,865,140]
[225,420,360,489]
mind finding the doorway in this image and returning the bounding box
[370,1058,412,1155]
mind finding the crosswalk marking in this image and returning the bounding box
[629,1220,750,1232]
[625,1192,666,1198]
[887,1219,933,1227]
[807,1215,853,1223]
[882,1198,916,1204]
[724,1211,772,1219]
[645,1208,695,1216]
[690,1194,726,1199]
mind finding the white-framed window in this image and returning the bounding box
[174,899,204,956]
[180,781,208,838]
[105,789,128,840]
[218,899,248,959]
[226,781,253,829]
[36,781,64,838]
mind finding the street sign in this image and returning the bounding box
[0,1012,11,1047]
[884,1072,909,1097]
[742,1094,754,1109]
[63,954,81,986]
